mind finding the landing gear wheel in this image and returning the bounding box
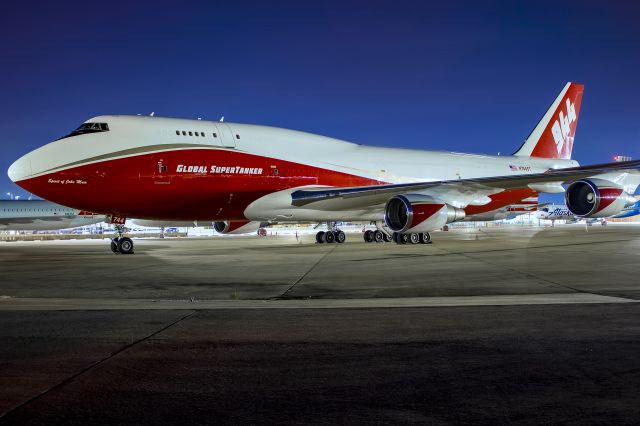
[324,231,336,243]
[335,230,346,243]
[117,237,134,254]
[409,233,420,244]
[383,232,392,242]
[364,230,374,243]
[419,232,431,244]
[400,233,411,244]
[316,231,325,243]
[110,238,119,253]
[373,230,385,243]
[392,232,399,244]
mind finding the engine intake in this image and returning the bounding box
[384,194,465,233]
[565,179,636,218]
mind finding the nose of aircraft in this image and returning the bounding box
[8,153,32,184]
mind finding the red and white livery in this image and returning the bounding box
[8,82,640,252]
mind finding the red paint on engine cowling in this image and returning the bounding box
[597,188,624,212]
[410,203,445,228]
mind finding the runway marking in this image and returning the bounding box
[0,293,636,311]
[349,238,638,262]
[278,244,338,298]
[434,245,638,301]
[0,310,196,419]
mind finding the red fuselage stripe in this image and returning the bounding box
[19,148,535,221]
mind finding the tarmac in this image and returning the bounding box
[1,224,640,423]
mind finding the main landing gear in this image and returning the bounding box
[111,224,134,254]
[363,229,392,243]
[315,229,346,244]
[364,230,432,245]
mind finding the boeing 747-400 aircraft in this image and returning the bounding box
[8,82,640,253]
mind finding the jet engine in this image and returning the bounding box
[565,179,637,218]
[213,220,263,235]
[384,194,465,233]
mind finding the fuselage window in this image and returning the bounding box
[201,132,205,137]
[212,133,217,138]
[188,131,193,136]
[176,130,180,135]
[182,131,186,136]
[235,134,240,139]
[195,131,199,137]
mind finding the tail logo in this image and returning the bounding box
[551,98,577,155]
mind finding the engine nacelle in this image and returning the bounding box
[384,194,466,233]
[565,179,636,218]
[213,220,262,235]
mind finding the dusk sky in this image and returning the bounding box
[1,0,639,199]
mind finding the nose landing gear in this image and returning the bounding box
[111,224,134,254]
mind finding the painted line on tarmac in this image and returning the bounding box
[279,244,338,298]
[0,310,196,419]
[0,293,637,311]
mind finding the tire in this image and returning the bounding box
[419,232,431,244]
[392,232,399,243]
[364,230,374,243]
[373,230,384,243]
[324,231,336,243]
[335,231,346,243]
[117,237,134,254]
[110,238,119,253]
[400,233,411,244]
[410,233,420,244]
[383,233,392,242]
[316,231,325,243]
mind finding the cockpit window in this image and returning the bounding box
[58,122,110,140]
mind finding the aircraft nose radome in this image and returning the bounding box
[8,154,32,183]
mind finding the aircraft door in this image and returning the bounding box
[152,157,171,185]
[213,123,236,148]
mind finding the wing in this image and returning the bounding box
[291,159,640,209]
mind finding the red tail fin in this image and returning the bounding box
[513,82,584,160]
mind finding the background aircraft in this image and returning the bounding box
[611,199,640,219]
[0,201,208,233]
[537,199,640,224]
[0,200,104,231]
[0,199,267,235]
